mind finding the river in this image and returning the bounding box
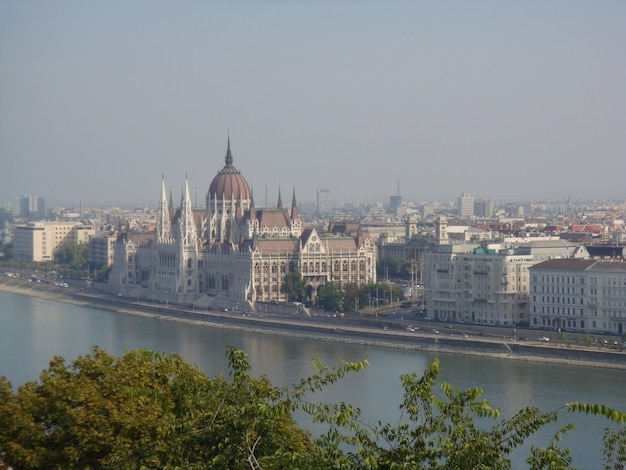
[1,290,624,468]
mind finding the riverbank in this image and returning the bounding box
[2,275,625,370]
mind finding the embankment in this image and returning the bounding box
[1,276,625,370]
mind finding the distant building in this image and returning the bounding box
[13,221,95,262]
[529,259,626,335]
[19,195,46,219]
[474,199,494,218]
[458,192,475,217]
[316,189,333,215]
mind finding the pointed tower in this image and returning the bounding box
[277,187,283,209]
[290,187,298,220]
[173,176,200,295]
[179,176,198,249]
[289,187,302,236]
[156,176,172,242]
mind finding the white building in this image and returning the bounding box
[529,259,626,335]
[424,244,536,326]
[13,222,95,262]
[458,192,475,218]
[108,139,377,309]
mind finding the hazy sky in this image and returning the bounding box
[1,1,624,208]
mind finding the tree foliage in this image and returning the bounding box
[282,271,306,303]
[1,348,624,470]
[55,242,88,267]
[377,257,418,280]
[317,282,342,311]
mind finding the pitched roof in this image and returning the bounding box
[254,238,299,254]
[255,208,291,228]
[325,237,358,252]
[530,259,597,271]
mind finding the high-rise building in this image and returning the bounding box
[18,195,45,219]
[474,199,494,218]
[458,192,475,217]
[316,189,333,215]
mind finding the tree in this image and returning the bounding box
[317,282,342,311]
[377,257,414,280]
[1,348,624,469]
[282,271,306,303]
[55,243,88,267]
[1,242,13,261]
[0,347,315,469]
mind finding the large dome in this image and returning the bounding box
[208,139,251,201]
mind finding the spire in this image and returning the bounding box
[156,175,172,242]
[290,187,298,220]
[277,187,283,209]
[225,134,233,167]
[178,175,198,248]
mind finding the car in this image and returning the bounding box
[431,329,440,334]
[538,336,550,342]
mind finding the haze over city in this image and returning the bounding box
[1,1,624,207]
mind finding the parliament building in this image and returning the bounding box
[108,139,377,310]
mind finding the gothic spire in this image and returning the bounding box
[178,175,198,248]
[290,187,298,220]
[277,187,283,209]
[156,175,171,242]
[225,134,233,167]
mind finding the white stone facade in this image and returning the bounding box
[529,259,626,335]
[108,140,377,309]
[424,245,536,326]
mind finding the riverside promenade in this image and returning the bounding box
[2,274,625,370]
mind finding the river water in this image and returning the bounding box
[1,290,624,468]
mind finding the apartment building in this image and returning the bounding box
[423,244,536,326]
[13,222,95,262]
[88,233,117,268]
[529,259,626,335]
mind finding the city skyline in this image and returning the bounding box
[1,1,625,207]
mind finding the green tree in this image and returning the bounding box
[282,270,306,303]
[377,257,414,280]
[317,282,342,311]
[55,243,88,267]
[1,348,625,470]
[0,346,315,469]
[1,242,13,260]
